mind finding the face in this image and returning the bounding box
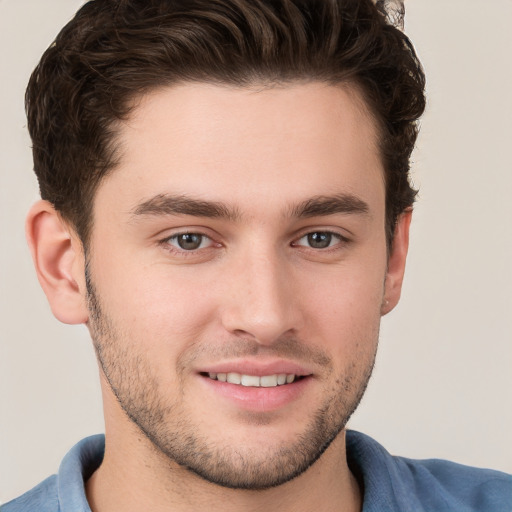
[85,82,393,489]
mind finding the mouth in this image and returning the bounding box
[201,372,305,387]
[198,365,313,411]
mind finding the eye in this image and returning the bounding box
[294,231,344,249]
[165,233,213,251]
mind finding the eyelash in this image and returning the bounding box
[292,231,349,251]
[159,231,217,255]
[159,229,350,256]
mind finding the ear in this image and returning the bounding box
[26,200,89,324]
[381,209,412,316]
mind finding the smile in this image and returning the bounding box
[205,372,297,387]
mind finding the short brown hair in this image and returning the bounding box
[26,0,425,247]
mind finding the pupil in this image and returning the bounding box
[178,234,202,250]
[308,232,331,249]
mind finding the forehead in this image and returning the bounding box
[97,82,384,220]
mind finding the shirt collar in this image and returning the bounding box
[56,431,406,511]
[57,434,104,512]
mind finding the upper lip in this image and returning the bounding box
[198,359,313,377]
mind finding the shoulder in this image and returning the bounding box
[1,434,104,512]
[395,454,512,511]
[1,475,59,512]
[346,430,512,512]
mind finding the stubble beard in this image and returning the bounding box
[85,267,377,490]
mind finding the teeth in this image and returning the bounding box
[260,375,278,387]
[207,372,297,387]
[241,374,260,387]
[227,372,241,384]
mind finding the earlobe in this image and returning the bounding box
[381,209,412,316]
[26,200,89,324]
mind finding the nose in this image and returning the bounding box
[220,248,302,345]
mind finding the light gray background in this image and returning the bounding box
[1,0,511,504]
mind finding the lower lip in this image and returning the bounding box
[199,375,312,412]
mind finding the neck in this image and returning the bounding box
[85,429,361,512]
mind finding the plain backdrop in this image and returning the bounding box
[1,0,511,504]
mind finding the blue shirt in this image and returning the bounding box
[2,431,511,511]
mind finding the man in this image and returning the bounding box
[2,0,511,511]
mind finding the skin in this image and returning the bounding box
[27,82,411,512]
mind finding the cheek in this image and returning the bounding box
[122,277,216,342]
[298,260,385,360]
[300,259,386,321]
[89,250,218,353]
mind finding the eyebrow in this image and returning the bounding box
[131,194,241,221]
[291,194,370,218]
[130,192,370,221]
